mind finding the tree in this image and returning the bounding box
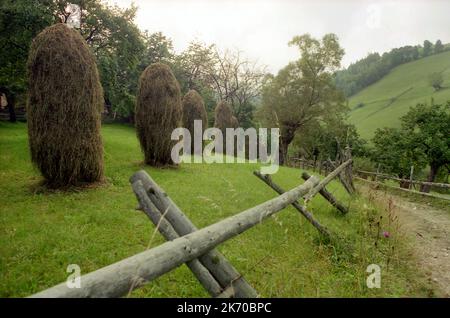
[292,115,366,163]
[0,0,55,122]
[423,40,433,57]
[208,49,266,128]
[371,128,425,187]
[260,33,345,165]
[173,42,265,128]
[0,0,146,122]
[429,72,444,91]
[434,39,444,54]
[401,102,450,192]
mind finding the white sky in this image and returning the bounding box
[106,0,450,73]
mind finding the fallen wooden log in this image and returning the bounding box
[301,172,348,214]
[130,170,257,298]
[30,175,320,298]
[304,159,353,202]
[253,171,330,238]
[132,180,223,297]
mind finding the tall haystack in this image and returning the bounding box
[27,23,104,188]
[214,101,237,153]
[135,63,182,166]
[214,101,235,132]
[182,90,208,151]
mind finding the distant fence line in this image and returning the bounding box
[356,170,450,190]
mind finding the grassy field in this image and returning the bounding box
[0,122,435,297]
[348,50,450,140]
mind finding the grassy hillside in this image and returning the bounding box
[348,51,450,140]
[0,122,434,297]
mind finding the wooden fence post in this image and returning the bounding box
[253,171,330,238]
[301,172,348,214]
[130,171,257,298]
[30,175,320,298]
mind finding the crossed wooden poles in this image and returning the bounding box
[30,159,352,298]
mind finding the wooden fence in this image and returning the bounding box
[30,160,353,298]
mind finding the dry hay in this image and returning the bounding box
[26,23,104,188]
[214,101,238,153]
[182,89,208,150]
[135,62,182,166]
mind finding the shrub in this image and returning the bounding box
[135,62,182,165]
[27,24,104,188]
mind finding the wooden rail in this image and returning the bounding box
[30,174,319,298]
[355,177,450,201]
[356,170,450,189]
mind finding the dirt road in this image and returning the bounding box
[361,185,450,297]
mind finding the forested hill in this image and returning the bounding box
[335,40,449,97]
[347,50,450,140]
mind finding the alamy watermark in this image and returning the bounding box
[66,264,81,289]
[171,120,280,174]
[366,264,381,289]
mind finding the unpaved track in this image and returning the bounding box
[360,185,450,297]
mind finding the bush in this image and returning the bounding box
[182,90,207,151]
[26,24,104,188]
[135,62,182,165]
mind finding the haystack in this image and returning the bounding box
[27,23,104,187]
[135,63,182,165]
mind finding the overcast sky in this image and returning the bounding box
[106,0,450,73]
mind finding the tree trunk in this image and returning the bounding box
[279,131,295,166]
[420,164,440,193]
[0,88,16,123]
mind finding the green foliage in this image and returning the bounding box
[371,127,424,178]
[292,115,366,162]
[370,102,450,184]
[434,39,444,54]
[0,0,55,95]
[136,63,182,166]
[260,33,345,164]
[428,72,444,91]
[422,40,433,57]
[27,24,104,187]
[0,0,145,121]
[400,102,450,181]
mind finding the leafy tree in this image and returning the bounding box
[428,72,444,91]
[401,102,450,192]
[0,0,146,122]
[0,0,55,122]
[292,114,366,164]
[423,40,433,57]
[260,33,345,165]
[434,39,444,54]
[173,41,265,128]
[371,127,425,187]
